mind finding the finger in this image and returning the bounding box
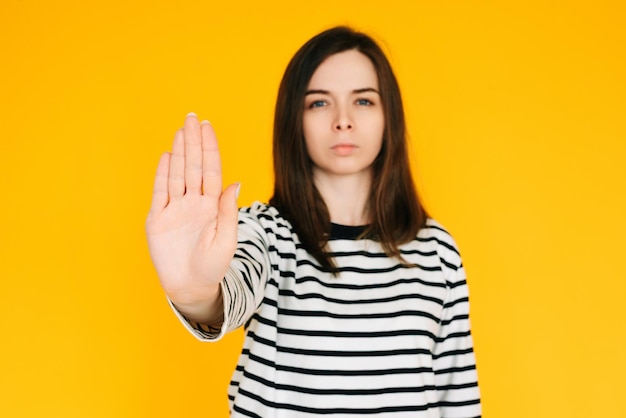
[168,128,185,200]
[184,113,203,195]
[149,152,171,213]
[200,120,223,199]
[215,182,240,252]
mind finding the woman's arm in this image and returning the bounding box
[433,263,482,418]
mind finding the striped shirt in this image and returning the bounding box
[171,202,481,418]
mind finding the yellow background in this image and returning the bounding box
[1,0,624,416]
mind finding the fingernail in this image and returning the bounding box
[235,183,241,199]
[187,112,197,117]
[201,120,211,125]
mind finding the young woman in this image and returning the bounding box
[146,26,481,418]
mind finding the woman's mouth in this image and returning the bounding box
[331,144,358,156]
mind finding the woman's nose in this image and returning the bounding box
[333,107,354,131]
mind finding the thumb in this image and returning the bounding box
[216,182,240,250]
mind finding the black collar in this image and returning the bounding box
[330,223,368,240]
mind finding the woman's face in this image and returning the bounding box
[302,50,384,183]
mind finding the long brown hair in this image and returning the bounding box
[270,26,428,272]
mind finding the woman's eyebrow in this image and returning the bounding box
[305,89,329,95]
[353,87,379,94]
[305,87,380,95]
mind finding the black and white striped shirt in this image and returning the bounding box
[172,202,481,418]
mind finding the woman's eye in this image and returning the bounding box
[309,100,326,108]
[356,98,373,106]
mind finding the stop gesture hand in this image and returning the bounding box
[146,113,239,320]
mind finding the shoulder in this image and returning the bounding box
[415,218,463,272]
[238,201,296,240]
[239,201,276,217]
[239,201,288,225]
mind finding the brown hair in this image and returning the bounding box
[270,26,428,272]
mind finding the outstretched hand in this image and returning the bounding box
[146,113,239,309]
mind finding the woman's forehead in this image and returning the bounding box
[307,50,379,91]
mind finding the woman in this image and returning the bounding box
[146,26,481,418]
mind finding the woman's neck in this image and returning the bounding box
[313,170,372,226]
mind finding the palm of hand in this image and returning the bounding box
[146,114,238,306]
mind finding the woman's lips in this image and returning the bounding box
[331,144,358,156]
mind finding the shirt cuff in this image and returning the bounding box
[167,288,228,342]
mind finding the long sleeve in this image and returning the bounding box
[169,207,273,342]
[432,262,482,418]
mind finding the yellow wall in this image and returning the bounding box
[1,1,624,416]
